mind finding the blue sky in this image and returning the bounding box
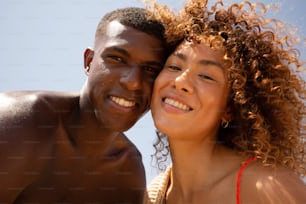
[0,0,305,183]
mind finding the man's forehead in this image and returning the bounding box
[94,20,128,50]
[106,20,127,38]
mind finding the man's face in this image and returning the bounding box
[84,20,166,131]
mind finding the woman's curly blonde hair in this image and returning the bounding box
[146,0,306,177]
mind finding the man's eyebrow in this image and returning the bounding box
[144,61,164,68]
[104,46,130,57]
[104,46,163,67]
[172,52,223,70]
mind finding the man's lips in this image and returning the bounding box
[162,97,193,111]
[110,96,136,108]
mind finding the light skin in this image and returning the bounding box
[151,40,305,204]
[0,20,166,203]
[152,41,230,141]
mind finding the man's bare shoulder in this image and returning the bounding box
[0,90,78,118]
[115,132,143,161]
[113,133,146,194]
[0,91,80,202]
[114,132,145,169]
[241,162,306,204]
[0,90,79,137]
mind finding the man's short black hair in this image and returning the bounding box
[95,7,165,44]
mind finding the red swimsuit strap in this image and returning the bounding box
[236,157,256,204]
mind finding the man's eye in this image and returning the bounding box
[144,66,161,75]
[107,55,125,63]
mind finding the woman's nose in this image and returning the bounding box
[174,71,194,94]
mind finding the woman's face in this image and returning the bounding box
[151,40,231,141]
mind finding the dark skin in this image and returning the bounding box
[0,20,166,203]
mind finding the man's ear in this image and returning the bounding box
[84,47,94,74]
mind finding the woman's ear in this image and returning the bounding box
[220,107,233,128]
[221,106,233,122]
[84,47,94,74]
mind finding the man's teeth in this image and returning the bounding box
[164,98,191,111]
[111,96,135,108]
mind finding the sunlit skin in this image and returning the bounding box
[83,20,165,132]
[152,41,231,142]
[0,20,166,203]
[150,40,306,204]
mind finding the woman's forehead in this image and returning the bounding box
[174,40,224,58]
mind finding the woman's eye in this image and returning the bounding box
[167,65,181,71]
[199,74,215,81]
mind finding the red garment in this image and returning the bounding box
[236,157,256,204]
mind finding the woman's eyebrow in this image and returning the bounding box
[172,52,223,70]
[198,59,223,70]
[172,52,186,61]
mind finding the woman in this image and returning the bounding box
[145,0,306,203]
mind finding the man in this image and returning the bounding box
[0,7,167,203]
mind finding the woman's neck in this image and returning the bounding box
[167,140,241,203]
[169,139,217,187]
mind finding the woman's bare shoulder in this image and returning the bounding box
[241,161,306,203]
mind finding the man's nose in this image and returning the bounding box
[120,66,142,91]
